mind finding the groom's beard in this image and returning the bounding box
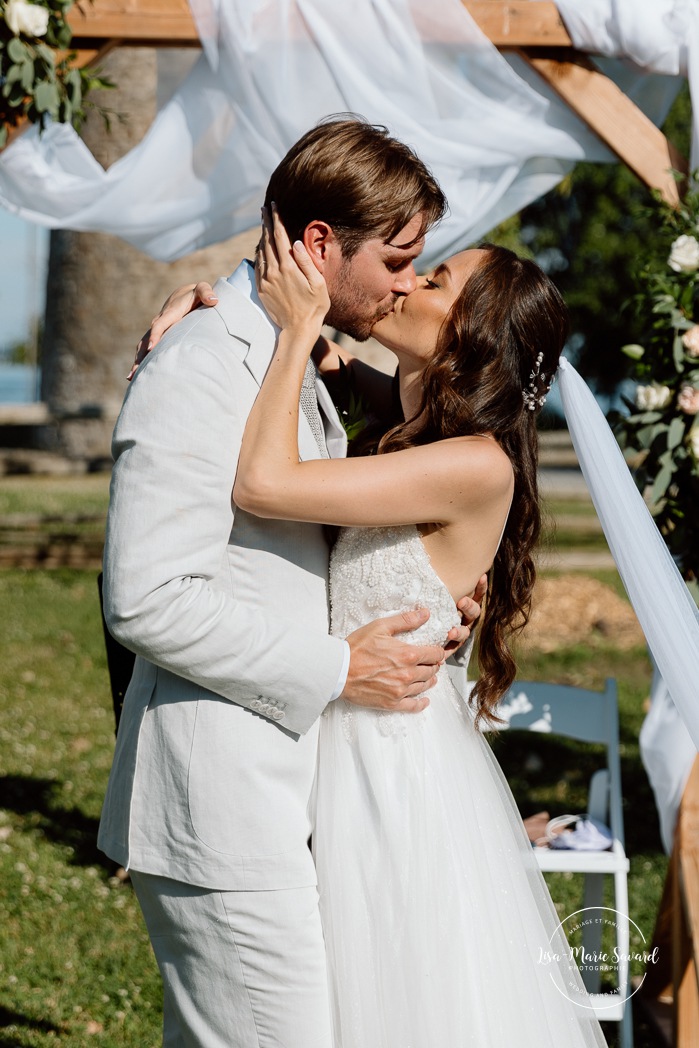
[325,260,397,342]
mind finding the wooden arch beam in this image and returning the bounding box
[51,2,691,203]
[65,1,574,48]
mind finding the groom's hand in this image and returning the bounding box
[341,609,446,713]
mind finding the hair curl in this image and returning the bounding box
[353,245,568,724]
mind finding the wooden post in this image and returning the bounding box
[674,756,699,1046]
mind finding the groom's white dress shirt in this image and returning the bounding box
[98,262,349,891]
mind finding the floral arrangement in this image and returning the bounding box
[613,176,699,591]
[0,0,112,148]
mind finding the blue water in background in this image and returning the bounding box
[0,364,40,404]
[0,361,634,419]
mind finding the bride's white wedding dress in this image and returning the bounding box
[313,525,607,1047]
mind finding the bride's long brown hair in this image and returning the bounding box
[353,245,568,724]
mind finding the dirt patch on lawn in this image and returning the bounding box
[521,574,644,653]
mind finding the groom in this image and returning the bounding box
[98,118,476,1047]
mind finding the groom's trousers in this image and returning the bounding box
[130,871,333,1048]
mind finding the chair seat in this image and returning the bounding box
[586,992,627,1021]
[535,839,629,874]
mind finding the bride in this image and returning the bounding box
[225,207,606,1047]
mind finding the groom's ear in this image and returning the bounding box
[302,221,339,273]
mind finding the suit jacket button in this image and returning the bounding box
[272,709,285,721]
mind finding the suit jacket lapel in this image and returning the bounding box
[211,278,275,385]
[212,278,334,462]
[315,376,348,460]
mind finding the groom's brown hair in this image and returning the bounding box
[264,116,446,257]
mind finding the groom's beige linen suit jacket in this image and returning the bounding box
[97,273,348,890]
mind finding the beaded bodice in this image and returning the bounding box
[328,526,467,739]
[330,525,462,646]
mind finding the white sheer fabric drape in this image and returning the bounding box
[558,358,699,757]
[640,658,695,852]
[557,0,698,167]
[0,0,682,261]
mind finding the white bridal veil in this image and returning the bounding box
[558,359,699,753]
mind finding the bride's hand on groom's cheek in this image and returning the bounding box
[128,281,219,380]
[447,573,487,654]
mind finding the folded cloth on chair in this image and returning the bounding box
[543,814,613,851]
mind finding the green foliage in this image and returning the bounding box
[609,176,699,584]
[0,1,114,145]
[517,86,693,394]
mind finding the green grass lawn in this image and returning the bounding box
[0,569,162,1046]
[0,476,111,519]
[0,558,664,1047]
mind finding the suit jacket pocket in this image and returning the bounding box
[187,694,317,858]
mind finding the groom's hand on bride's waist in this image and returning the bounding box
[340,609,450,714]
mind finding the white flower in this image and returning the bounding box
[678,384,699,415]
[635,382,673,411]
[668,234,699,273]
[4,0,50,37]
[682,325,699,358]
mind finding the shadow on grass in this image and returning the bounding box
[0,1004,64,1040]
[0,774,110,872]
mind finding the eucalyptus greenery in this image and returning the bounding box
[612,176,699,588]
[0,0,113,148]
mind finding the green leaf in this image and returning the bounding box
[7,38,29,64]
[673,332,686,370]
[652,293,681,315]
[35,43,55,65]
[621,343,645,360]
[651,458,675,505]
[34,80,59,115]
[20,61,34,94]
[667,416,686,450]
[3,79,26,105]
[54,23,73,50]
[66,68,82,106]
[636,423,665,449]
[631,410,664,424]
[4,64,25,87]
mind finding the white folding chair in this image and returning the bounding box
[494,678,633,1048]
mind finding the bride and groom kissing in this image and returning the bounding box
[98,118,606,1046]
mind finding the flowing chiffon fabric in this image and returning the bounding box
[313,525,606,1047]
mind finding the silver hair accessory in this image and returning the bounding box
[522,351,554,411]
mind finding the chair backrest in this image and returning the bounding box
[494,679,624,846]
[495,679,618,746]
